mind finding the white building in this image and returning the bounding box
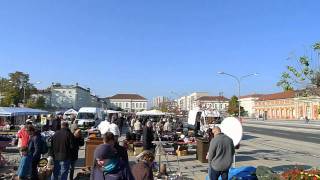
[33,83,105,110]
[152,96,169,108]
[239,94,263,118]
[107,94,148,112]
[194,96,229,111]
[177,92,208,111]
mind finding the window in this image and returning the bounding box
[143,103,145,108]
[132,103,135,108]
[215,104,217,109]
[139,103,142,108]
[126,103,129,108]
[220,104,222,109]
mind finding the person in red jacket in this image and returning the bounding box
[16,122,32,148]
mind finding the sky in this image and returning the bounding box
[0,0,319,100]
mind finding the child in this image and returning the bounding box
[17,147,32,180]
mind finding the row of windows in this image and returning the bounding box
[256,100,293,106]
[114,102,146,109]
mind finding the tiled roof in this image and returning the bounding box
[258,91,295,101]
[240,94,264,99]
[196,96,229,101]
[108,94,147,100]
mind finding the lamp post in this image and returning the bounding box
[218,72,258,120]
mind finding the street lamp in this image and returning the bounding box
[218,72,258,120]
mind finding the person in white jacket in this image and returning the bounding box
[109,118,120,139]
[98,118,111,135]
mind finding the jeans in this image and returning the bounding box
[51,160,71,180]
[31,158,40,180]
[69,160,76,180]
[208,166,229,180]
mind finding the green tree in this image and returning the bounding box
[0,71,36,106]
[26,96,46,109]
[277,42,320,95]
[227,96,245,116]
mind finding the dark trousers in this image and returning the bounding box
[69,160,76,180]
[32,158,40,180]
[208,167,229,180]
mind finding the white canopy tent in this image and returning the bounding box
[136,109,165,116]
[63,109,78,116]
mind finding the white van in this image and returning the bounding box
[76,107,104,128]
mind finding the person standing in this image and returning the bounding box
[207,127,235,180]
[142,121,154,151]
[51,115,61,132]
[16,121,32,148]
[51,122,75,180]
[27,125,42,180]
[90,144,134,180]
[69,129,84,180]
[16,147,32,179]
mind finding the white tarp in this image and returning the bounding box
[136,109,165,116]
[201,110,220,118]
[63,109,78,116]
[106,110,122,114]
[0,107,48,117]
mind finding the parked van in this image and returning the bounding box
[76,107,104,128]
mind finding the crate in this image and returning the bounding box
[134,147,144,156]
[176,150,188,156]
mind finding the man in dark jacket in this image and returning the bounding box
[143,121,154,150]
[51,122,75,180]
[27,125,42,180]
[69,128,84,180]
[51,115,61,132]
[207,127,235,180]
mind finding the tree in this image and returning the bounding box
[227,96,245,116]
[26,96,46,109]
[277,42,320,95]
[0,71,36,106]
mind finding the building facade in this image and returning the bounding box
[32,83,105,110]
[239,94,263,118]
[152,96,169,108]
[194,96,229,111]
[254,91,320,120]
[107,94,148,112]
[177,92,208,111]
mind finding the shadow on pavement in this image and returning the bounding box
[236,155,257,162]
[272,164,313,172]
[238,149,276,155]
[242,134,258,140]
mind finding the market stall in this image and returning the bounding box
[0,107,48,127]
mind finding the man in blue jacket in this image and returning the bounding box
[27,125,42,180]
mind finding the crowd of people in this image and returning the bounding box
[13,113,235,180]
[15,115,84,180]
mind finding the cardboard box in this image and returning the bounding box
[134,147,144,156]
[176,150,188,156]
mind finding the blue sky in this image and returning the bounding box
[0,0,319,100]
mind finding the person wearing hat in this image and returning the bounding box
[91,144,134,180]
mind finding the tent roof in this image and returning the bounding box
[136,109,165,116]
[64,109,78,115]
[0,107,48,117]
